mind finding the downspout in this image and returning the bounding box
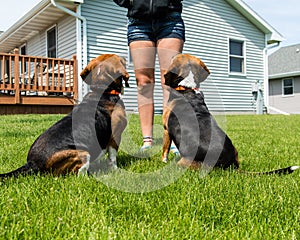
[263,38,280,114]
[51,0,88,102]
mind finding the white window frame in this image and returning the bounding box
[282,78,294,96]
[228,38,246,76]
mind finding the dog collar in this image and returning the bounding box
[174,86,200,92]
[174,86,187,91]
[104,90,120,95]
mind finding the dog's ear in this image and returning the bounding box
[190,57,210,85]
[119,56,130,87]
[164,71,181,88]
[105,55,130,88]
[80,58,99,85]
[123,75,130,87]
[164,56,185,88]
[164,71,172,86]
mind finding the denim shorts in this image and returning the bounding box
[127,12,185,45]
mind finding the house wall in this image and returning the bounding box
[57,15,77,59]
[27,15,76,59]
[183,0,265,113]
[269,76,300,114]
[27,32,45,57]
[81,0,266,113]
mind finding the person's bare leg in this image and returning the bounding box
[157,38,184,155]
[157,38,184,106]
[130,41,156,148]
[136,68,155,148]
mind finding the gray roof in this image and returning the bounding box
[269,43,300,79]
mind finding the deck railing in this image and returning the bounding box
[0,49,78,105]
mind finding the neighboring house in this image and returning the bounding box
[268,44,300,114]
[0,0,284,113]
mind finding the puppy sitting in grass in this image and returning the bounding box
[0,54,129,179]
[162,53,299,175]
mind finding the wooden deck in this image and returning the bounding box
[0,49,78,114]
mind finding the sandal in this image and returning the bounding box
[170,144,180,156]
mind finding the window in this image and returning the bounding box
[20,45,26,55]
[229,39,245,74]
[47,26,57,58]
[283,78,294,95]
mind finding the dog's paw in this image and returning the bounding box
[77,151,90,176]
[108,160,118,170]
[78,161,90,176]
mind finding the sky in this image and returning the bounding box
[0,0,299,47]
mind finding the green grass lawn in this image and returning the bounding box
[0,114,299,239]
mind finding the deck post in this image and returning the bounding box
[14,48,20,104]
[73,55,78,101]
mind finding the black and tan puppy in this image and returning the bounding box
[162,53,298,175]
[0,54,129,178]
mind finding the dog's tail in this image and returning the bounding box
[237,166,299,175]
[0,162,39,180]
